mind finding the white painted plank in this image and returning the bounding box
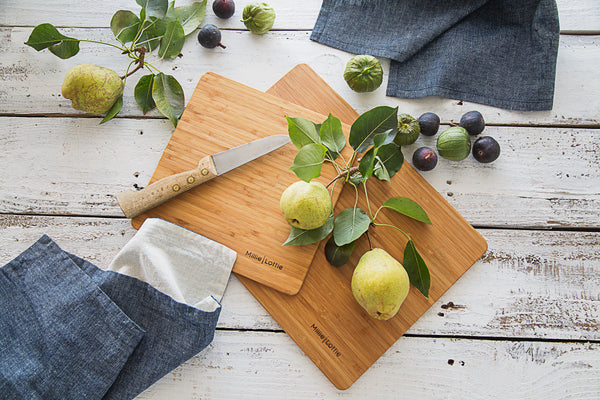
[0,0,597,33]
[1,117,598,229]
[1,216,598,340]
[139,331,600,398]
[2,28,599,126]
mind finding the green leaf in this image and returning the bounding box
[403,240,430,297]
[139,16,167,51]
[349,106,398,153]
[373,156,391,183]
[164,1,207,35]
[137,0,168,18]
[324,236,355,267]
[99,95,123,124]
[373,143,403,180]
[158,20,185,58]
[25,23,80,58]
[382,197,432,225]
[152,72,185,127]
[110,10,141,44]
[333,207,371,246]
[289,143,328,182]
[319,114,346,160]
[135,74,156,114]
[358,147,376,179]
[283,215,334,246]
[48,40,80,59]
[286,116,321,149]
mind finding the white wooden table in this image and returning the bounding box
[1,1,599,398]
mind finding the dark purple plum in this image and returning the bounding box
[459,110,485,136]
[197,24,226,49]
[472,136,500,163]
[412,147,438,171]
[417,112,440,136]
[212,0,235,19]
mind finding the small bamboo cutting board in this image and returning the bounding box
[131,72,351,295]
[235,64,488,389]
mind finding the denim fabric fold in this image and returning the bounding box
[0,229,235,400]
[0,235,145,400]
[311,0,560,111]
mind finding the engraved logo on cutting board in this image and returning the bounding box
[244,250,284,271]
[310,323,342,358]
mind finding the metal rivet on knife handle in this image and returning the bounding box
[116,155,218,219]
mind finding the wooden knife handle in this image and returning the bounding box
[116,155,217,219]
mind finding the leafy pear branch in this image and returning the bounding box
[282,107,432,297]
[25,0,209,126]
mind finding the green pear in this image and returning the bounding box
[280,180,331,230]
[61,64,124,114]
[351,248,410,320]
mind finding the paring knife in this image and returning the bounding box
[116,134,291,218]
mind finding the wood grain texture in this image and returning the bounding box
[1,0,597,33]
[2,28,600,127]
[130,72,354,295]
[1,116,598,229]
[230,64,487,389]
[1,215,597,341]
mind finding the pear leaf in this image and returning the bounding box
[382,197,432,225]
[349,106,398,153]
[286,116,321,149]
[164,1,207,35]
[319,113,346,160]
[152,72,184,127]
[289,143,328,182]
[158,19,185,59]
[100,95,123,124]
[324,236,355,267]
[138,16,167,51]
[333,207,371,246]
[135,74,156,114]
[137,0,168,18]
[110,10,141,44]
[283,215,334,246]
[25,23,80,59]
[403,240,430,297]
[373,143,403,180]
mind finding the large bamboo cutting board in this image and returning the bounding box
[235,64,488,389]
[131,73,351,295]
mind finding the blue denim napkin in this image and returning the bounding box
[0,228,235,400]
[311,0,560,111]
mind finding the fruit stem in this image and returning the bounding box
[365,230,373,250]
[218,42,226,49]
[326,166,359,188]
[373,223,411,241]
[120,47,146,80]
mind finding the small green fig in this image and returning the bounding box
[242,2,276,34]
[280,181,331,230]
[437,126,471,161]
[394,113,420,146]
[343,55,383,93]
[351,248,410,320]
[61,64,123,114]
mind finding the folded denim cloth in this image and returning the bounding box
[311,0,560,111]
[0,219,237,400]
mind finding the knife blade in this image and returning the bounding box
[116,134,291,218]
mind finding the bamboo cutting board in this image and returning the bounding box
[235,64,488,389]
[131,73,352,295]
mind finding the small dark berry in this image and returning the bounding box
[412,147,438,171]
[417,112,440,136]
[197,24,226,49]
[459,110,485,136]
[213,0,235,19]
[472,136,500,163]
